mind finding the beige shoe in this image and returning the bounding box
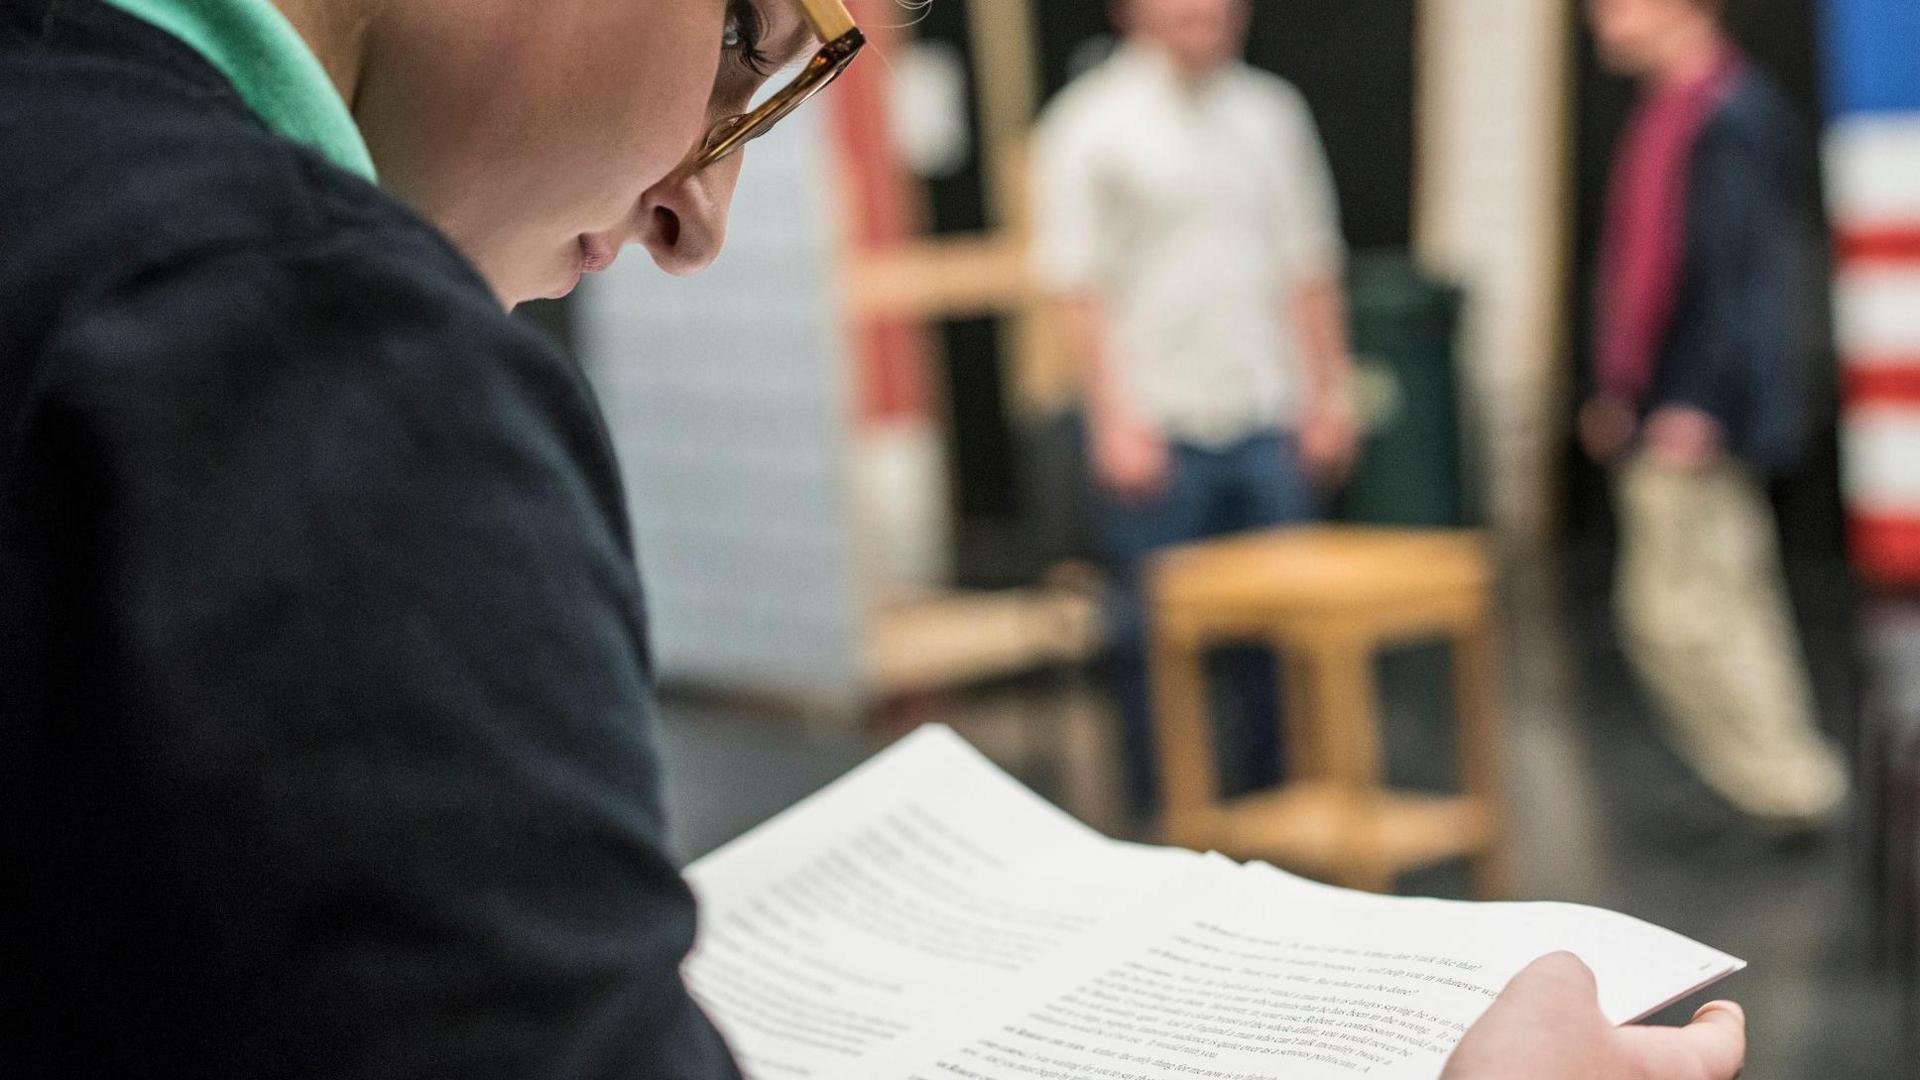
[1675,731,1850,832]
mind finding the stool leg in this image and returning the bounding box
[1150,621,1220,846]
[1303,635,1382,789]
[1280,645,1324,782]
[1456,618,1512,899]
[1301,634,1385,890]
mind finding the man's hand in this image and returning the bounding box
[1442,953,1745,1080]
[1580,396,1639,465]
[1642,406,1724,472]
[1299,391,1360,488]
[1092,413,1170,504]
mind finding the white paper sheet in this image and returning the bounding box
[682,727,1203,1078]
[685,727,1744,1080]
[873,860,1742,1079]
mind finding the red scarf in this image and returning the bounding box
[1595,47,1745,404]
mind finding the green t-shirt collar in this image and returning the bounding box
[102,0,377,182]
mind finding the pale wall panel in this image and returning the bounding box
[576,111,863,711]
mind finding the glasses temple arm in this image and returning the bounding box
[795,0,857,40]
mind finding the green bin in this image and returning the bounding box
[1336,253,1470,528]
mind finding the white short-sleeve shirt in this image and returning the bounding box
[1032,45,1346,446]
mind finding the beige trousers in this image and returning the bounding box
[1614,452,1850,824]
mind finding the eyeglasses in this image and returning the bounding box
[691,0,867,172]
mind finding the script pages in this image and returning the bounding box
[682,727,1745,1080]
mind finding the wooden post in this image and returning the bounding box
[964,0,1041,230]
[963,0,1067,417]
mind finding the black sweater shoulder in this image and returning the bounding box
[0,0,484,391]
[2,4,741,1077]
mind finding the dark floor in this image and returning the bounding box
[654,550,1919,1080]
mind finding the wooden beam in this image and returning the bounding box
[837,0,1073,410]
[842,238,1032,321]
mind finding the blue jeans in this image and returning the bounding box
[1098,432,1320,814]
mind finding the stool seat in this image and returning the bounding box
[1154,527,1492,629]
[1148,526,1511,896]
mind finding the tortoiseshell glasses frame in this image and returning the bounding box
[691,0,867,171]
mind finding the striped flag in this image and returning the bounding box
[1826,0,1920,583]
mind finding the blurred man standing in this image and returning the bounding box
[1032,0,1358,813]
[1582,0,1850,829]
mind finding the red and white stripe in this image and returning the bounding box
[1831,114,1920,583]
[1829,114,1920,228]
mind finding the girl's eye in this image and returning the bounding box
[724,1,770,74]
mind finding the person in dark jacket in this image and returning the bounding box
[0,0,1743,1076]
[1580,0,1850,830]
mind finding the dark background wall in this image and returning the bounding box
[916,1,1420,585]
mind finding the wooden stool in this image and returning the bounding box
[1148,526,1510,896]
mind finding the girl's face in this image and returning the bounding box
[357,0,815,306]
